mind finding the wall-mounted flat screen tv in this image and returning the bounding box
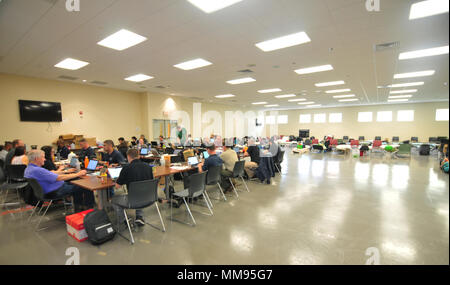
[19,100,62,122]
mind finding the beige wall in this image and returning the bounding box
[1,73,448,148]
[274,102,449,141]
[143,92,266,140]
[0,73,145,147]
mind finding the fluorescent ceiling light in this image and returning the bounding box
[252,102,267,105]
[325,89,351,94]
[409,0,449,20]
[388,82,424,88]
[394,70,435,79]
[399,46,449,60]
[54,58,89,70]
[288,98,307,102]
[390,89,417,94]
[174,58,212,70]
[265,104,279,107]
[124,74,153,82]
[389,95,413,99]
[255,31,311,52]
[298,101,315,105]
[315,81,345,87]
[187,0,243,13]
[215,94,235,98]
[388,99,409,102]
[339,99,359,102]
[97,29,147,51]
[333,94,355,98]
[227,77,256,85]
[295,64,333,75]
[258,88,282,93]
[306,104,322,108]
[275,94,296,98]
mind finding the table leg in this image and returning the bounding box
[96,190,108,210]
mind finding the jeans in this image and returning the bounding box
[220,169,233,189]
[45,183,95,207]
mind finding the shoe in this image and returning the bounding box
[135,216,145,227]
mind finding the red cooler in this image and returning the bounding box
[66,209,94,242]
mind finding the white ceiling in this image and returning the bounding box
[0,0,448,110]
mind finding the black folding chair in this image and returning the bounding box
[171,171,212,226]
[205,165,227,203]
[0,166,28,219]
[27,178,72,231]
[111,179,165,244]
[229,160,250,198]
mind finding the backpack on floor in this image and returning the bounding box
[419,145,430,156]
[83,210,116,245]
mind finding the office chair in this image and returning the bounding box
[27,178,71,231]
[171,172,212,226]
[111,179,165,244]
[205,165,227,203]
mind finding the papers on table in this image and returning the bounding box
[170,166,191,171]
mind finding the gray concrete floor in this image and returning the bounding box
[0,151,448,265]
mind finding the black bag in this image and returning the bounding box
[419,145,430,156]
[84,210,116,245]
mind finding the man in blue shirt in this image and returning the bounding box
[198,144,223,173]
[24,150,95,209]
[101,140,125,165]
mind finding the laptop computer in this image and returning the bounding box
[85,160,99,173]
[203,151,209,159]
[140,148,149,155]
[108,168,122,180]
[188,156,199,167]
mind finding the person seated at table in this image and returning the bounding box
[41,146,78,174]
[140,134,148,145]
[198,144,223,174]
[101,140,125,166]
[220,144,238,192]
[118,137,128,148]
[130,136,138,147]
[0,141,12,163]
[79,138,96,160]
[114,148,155,227]
[56,139,70,160]
[244,139,260,178]
[24,150,94,210]
[11,146,28,165]
[5,139,25,169]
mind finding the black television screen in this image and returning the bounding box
[19,100,62,122]
[299,129,310,138]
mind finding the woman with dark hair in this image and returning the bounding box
[11,146,28,165]
[41,146,57,171]
[41,146,70,174]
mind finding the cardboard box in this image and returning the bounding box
[62,134,75,140]
[85,138,97,147]
[74,135,84,142]
[66,209,94,242]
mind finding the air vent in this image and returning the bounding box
[91,81,107,85]
[238,69,253,73]
[58,75,78,81]
[374,41,400,52]
[189,97,204,101]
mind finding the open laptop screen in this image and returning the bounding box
[86,160,98,171]
[188,156,199,165]
[108,168,122,180]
